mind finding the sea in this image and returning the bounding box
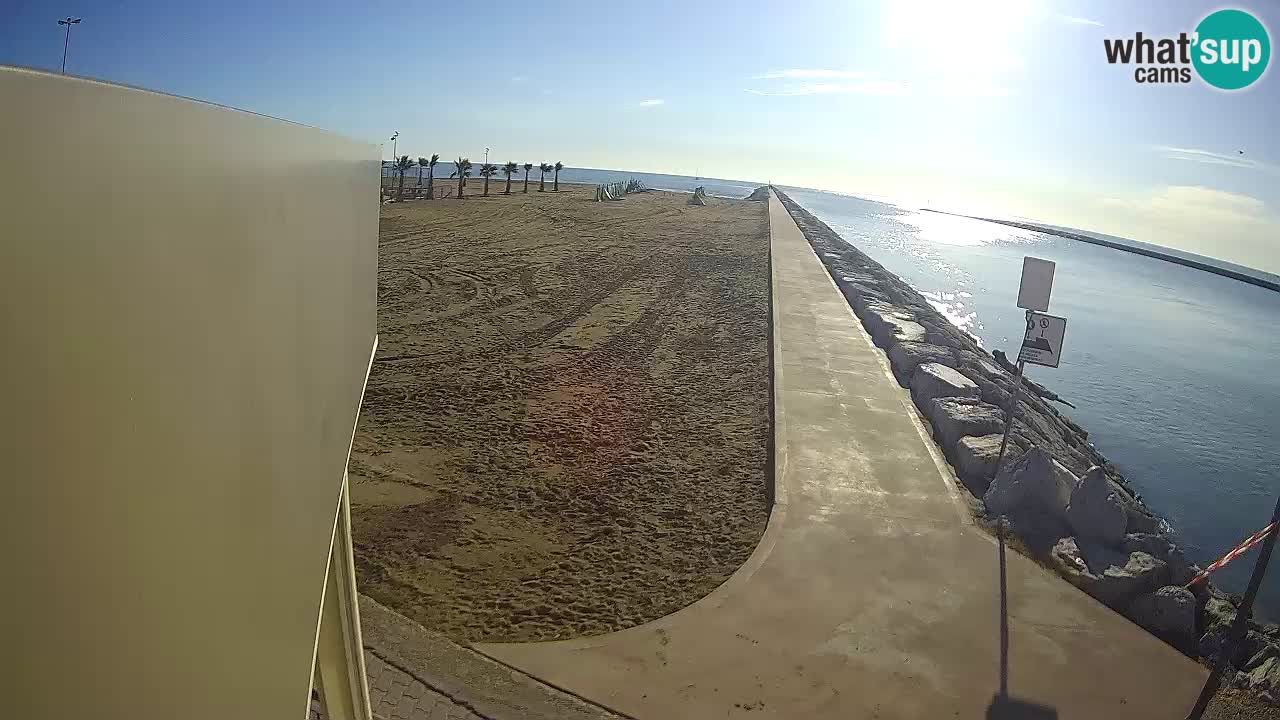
[386,162,1280,614]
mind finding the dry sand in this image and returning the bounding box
[350,182,771,642]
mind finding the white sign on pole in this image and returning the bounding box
[1017,256,1056,312]
[1020,312,1067,368]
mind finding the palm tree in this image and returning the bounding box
[553,161,564,191]
[450,157,473,199]
[538,162,552,192]
[522,163,533,193]
[416,157,428,186]
[394,155,413,202]
[502,161,518,194]
[478,162,497,196]
[425,153,440,199]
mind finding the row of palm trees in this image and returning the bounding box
[390,156,564,201]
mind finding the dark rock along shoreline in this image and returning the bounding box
[765,186,1280,704]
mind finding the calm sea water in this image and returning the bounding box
[785,186,1280,617]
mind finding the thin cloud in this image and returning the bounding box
[1157,146,1276,172]
[753,69,869,80]
[1054,13,1103,27]
[746,80,909,97]
[1098,185,1278,273]
[637,99,665,107]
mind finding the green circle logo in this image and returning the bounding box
[1193,9,1270,90]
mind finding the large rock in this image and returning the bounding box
[1129,585,1197,640]
[984,447,1077,552]
[1247,642,1280,669]
[1051,537,1091,578]
[861,301,927,349]
[1123,532,1174,558]
[839,270,882,287]
[1165,549,1201,588]
[1118,495,1164,535]
[954,434,1013,495]
[1203,596,1238,631]
[925,329,961,349]
[917,318,966,350]
[838,280,890,315]
[1122,533,1200,585]
[1241,656,1280,703]
[956,350,1006,380]
[1067,466,1128,548]
[1201,622,1270,671]
[1053,540,1169,610]
[911,363,979,409]
[1095,552,1169,609]
[927,396,1005,450]
[963,371,1014,411]
[983,446,1074,520]
[887,342,956,385]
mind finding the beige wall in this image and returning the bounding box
[0,67,378,719]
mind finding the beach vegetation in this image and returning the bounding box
[424,153,440,199]
[394,155,413,201]
[478,162,497,196]
[502,162,519,195]
[450,157,473,199]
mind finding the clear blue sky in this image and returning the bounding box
[4,1,1278,272]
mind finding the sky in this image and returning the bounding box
[4,1,1279,273]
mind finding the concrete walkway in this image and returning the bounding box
[476,190,1207,718]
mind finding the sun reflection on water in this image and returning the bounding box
[894,210,1039,247]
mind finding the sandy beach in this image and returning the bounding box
[350,182,771,642]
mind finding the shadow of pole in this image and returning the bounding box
[1000,522,1009,698]
[986,521,1059,720]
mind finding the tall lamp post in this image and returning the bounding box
[388,132,399,192]
[484,146,490,165]
[57,17,81,74]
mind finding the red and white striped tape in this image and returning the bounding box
[1184,521,1279,588]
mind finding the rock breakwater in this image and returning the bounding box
[767,186,1280,703]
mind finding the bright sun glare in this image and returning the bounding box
[881,0,1042,93]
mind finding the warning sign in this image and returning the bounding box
[1020,312,1067,368]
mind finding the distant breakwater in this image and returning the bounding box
[921,209,1280,294]
[770,187,1280,701]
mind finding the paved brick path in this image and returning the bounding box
[365,649,483,720]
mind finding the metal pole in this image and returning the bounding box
[993,310,1032,479]
[1186,492,1280,719]
[61,24,70,73]
[58,17,81,74]
[388,132,398,193]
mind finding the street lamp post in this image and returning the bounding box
[484,147,490,165]
[57,17,81,74]
[388,132,399,191]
